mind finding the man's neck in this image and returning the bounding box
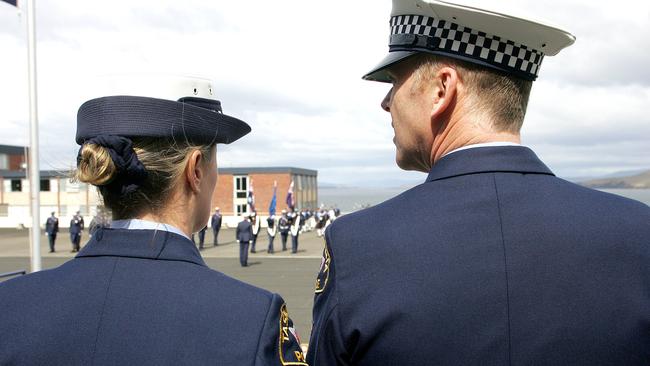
[430,115,521,165]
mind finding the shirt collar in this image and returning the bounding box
[111,219,190,240]
[426,145,554,183]
[444,142,523,157]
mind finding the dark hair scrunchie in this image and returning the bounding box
[77,135,148,196]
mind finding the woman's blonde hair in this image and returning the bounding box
[74,138,214,219]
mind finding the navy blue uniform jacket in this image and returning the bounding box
[45,217,59,234]
[0,228,307,365]
[308,146,650,365]
[237,220,253,242]
[69,215,84,234]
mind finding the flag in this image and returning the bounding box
[1,0,17,7]
[269,181,277,216]
[247,179,255,211]
[286,180,295,209]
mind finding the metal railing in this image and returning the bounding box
[0,270,27,279]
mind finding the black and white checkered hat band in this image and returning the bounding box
[389,15,544,80]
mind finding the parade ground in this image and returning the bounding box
[0,228,325,345]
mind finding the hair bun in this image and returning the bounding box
[76,143,117,186]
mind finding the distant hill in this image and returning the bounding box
[580,170,650,189]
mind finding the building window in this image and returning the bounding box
[0,154,8,170]
[234,176,248,199]
[40,179,51,192]
[0,204,8,217]
[236,204,248,215]
[10,179,22,192]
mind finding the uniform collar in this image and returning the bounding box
[111,219,190,240]
[75,228,206,267]
[426,146,554,183]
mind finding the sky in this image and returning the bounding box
[1,0,649,187]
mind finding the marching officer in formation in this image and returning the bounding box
[289,209,302,254]
[210,207,222,246]
[69,210,84,253]
[196,225,207,250]
[307,0,650,365]
[236,214,253,267]
[278,209,290,251]
[249,211,261,253]
[266,213,277,254]
[44,211,59,253]
[0,76,306,365]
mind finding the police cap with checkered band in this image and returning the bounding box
[363,0,575,82]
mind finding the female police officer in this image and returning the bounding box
[0,77,307,366]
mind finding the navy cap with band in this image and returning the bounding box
[75,77,251,196]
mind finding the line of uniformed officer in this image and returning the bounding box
[45,211,59,253]
[69,211,84,253]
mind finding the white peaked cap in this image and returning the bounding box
[364,0,575,82]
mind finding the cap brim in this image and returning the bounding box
[362,51,418,82]
[76,96,251,145]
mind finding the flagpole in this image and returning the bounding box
[26,0,41,272]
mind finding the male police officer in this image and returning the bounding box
[308,1,650,365]
[197,225,207,250]
[45,211,59,253]
[69,211,84,253]
[267,214,277,254]
[210,207,222,246]
[289,209,301,254]
[278,209,290,251]
[236,214,253,267]
[250,211,261,253]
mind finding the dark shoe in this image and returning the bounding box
[251,250,256,253]
[49,250,54,253]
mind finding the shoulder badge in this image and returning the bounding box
[278,303,308,365]
[314,245,331,294]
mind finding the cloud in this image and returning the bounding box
[1,0,649,187]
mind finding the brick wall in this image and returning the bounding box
[249,173,292,215]
[212,173,234,214]
[9,154,25,170]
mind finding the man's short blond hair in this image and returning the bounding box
[413,54,533,133]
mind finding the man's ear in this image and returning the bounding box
[185,149,204,194]
[430,66,459,120]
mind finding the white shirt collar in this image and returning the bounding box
[110,219,190,240]
[444,142,523,157]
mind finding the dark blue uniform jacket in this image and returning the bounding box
[45,217,59,234]
[0,228,306,365]
[237,220,254,242]
[211,214,222,229]
[308,146,650,365]
[69,215,84,234]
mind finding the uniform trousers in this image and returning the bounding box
[267,234,275,254]
[291,234,299,254]
[198,230,205,249]
[251,234,258,252]
[70,233,81,252]
[239,241,250,267]
[47,233,57,252]
[212,228,220,246]
[281,233,288,251]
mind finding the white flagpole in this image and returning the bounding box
[26,0,41,272]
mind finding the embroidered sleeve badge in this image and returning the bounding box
[314,245,331,294]
[278,303,308,365]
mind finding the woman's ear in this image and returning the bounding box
[185,150,204,194]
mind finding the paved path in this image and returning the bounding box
[0,228,327,344]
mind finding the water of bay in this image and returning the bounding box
[319,187,650,213]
